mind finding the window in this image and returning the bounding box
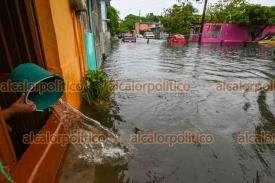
[205,25,221,38]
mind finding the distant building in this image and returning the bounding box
[135,22,163,38]
[191,23,250,43]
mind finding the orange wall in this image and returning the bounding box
[136,23,156,33]
[34,0,87,109]
[139,24,149,31]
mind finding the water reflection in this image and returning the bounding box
[94,163,128,183]
[254,89,275,168]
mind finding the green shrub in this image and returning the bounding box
[82,70,113,104]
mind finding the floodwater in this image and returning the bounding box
[60,39,275,183]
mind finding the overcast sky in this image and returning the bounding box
[111,0,275,19]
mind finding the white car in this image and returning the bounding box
[144,32,155,39]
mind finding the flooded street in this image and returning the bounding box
[62,39,275,183]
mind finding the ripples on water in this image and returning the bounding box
[72,39,275,183]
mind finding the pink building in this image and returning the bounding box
[192,23,250,43]
[255,25,275,41]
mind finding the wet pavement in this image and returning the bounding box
[60,38,275,183]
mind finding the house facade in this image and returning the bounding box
[0,0,110,182]
[192,23,250,43]
[100,0,111,59]
[135,22,163,38]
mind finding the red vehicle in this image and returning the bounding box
[168,34,188,44]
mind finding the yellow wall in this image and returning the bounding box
[34,0,87,109]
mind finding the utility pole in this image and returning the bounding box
[138,10,141,35]
[199,0,208,43]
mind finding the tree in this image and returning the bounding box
[241,4,275,39]
[143,13,161,22]
[206,0,248,23]
[161,2,198,34]
[118,22,129,33]
[193,14,202,25]
[119,14,141,33]
[107,6,120,36]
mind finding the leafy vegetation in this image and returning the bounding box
[161,2,199,35]
[117,3,200,35]
[107,5,120,36]
[143,13,161,23]
[82,70,113,104]
[206,0,275,39]
[119,14,140,33]
[119,13,162,33]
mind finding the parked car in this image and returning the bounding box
[122,33,136,43]
[144,32,155,39]
[167,34,188,44]
[117,33,124,39]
